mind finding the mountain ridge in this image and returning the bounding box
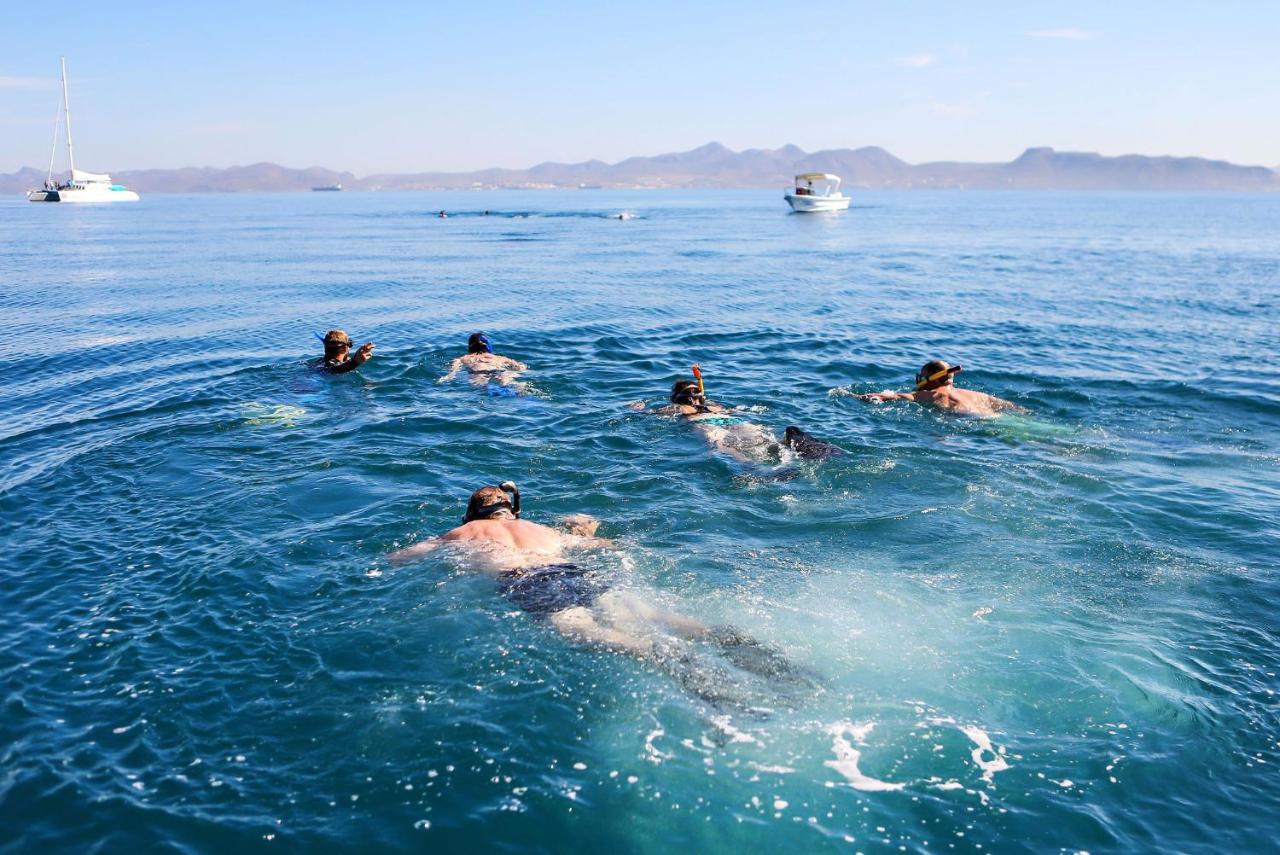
[4,144,1276,193]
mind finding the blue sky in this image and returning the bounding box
[2,1,1276,173]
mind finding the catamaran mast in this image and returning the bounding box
[60,57,75,176]
[45,89,63,185]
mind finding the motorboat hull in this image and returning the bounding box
[784,192,850,212]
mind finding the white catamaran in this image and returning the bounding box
[27,58,140,203]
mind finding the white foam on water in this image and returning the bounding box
[710,715,762,745]
[747,762,796,774]
[823,722,906,792]
[959,725,1010,783]
[644,727,669,762]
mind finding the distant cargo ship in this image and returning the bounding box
[312,183,342,191]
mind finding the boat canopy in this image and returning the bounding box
[795,173,840,181]
[72,168,112,183]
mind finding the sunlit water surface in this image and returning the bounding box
[2,190,1278,852]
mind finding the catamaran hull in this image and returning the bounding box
[784,193,850,212]
[26,187,139,203]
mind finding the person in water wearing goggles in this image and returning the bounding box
[388,482,781,669]
[438,332,529,391]
[858,360,1021,417]
[632,368,840,464]
[312,329,375,374]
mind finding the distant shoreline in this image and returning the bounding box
[5,142,1277,194]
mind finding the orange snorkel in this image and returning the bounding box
[691,364,705,396]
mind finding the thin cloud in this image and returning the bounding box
[927,101,978,118]
[895,54,935,68]
[1026,27,1096,41]
[0,75,55,90]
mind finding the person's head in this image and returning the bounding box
[323,329,353,359]
[916,360,962,391]
[670,378,705,407]
[463,481,521,523]
[468,332,493,354]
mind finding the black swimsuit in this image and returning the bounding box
[498,564,604,615]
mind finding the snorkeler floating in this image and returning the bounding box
[312,329,375,374]
[391,482,721,655]
[858,360,1022,417]
[438,332,530,391]
[632,365,842,464]
[388,481,809,699]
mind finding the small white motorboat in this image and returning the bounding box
[27,58,139,203]
[784,172,849,212]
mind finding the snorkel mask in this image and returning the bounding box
[915,364,962,391]
[670,381,704,406]
[670,364,709,406]
[463,481,521,523]
[468,332,493,354]
[317,330,354,356]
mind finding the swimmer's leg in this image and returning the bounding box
[595,591,711,639]
[550,606,652,657]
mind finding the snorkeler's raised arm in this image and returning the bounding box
[328,342,375,374]
[388,537,441,564]
[437,358,464,383]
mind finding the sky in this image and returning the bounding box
[2,1,1277,174]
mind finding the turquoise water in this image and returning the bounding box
[2,190,1278,852]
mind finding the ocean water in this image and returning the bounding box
[2,189,1278,853]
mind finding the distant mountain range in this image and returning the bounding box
[4,143,1277,193]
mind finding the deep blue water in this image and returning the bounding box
[2,189,1278,853]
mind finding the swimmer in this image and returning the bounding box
[632,368,840,464]
[858,360,1022,417]
[311,329,375,374]
[438,332,530,391]
[389,482,727,659]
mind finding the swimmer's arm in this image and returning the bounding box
[858,390,918,403]
[558,516,616,549]
[437,358,463,383]
[563,533,616,550]
[328,343,375,374]
[501,357,528,371]
[388,537,442,564]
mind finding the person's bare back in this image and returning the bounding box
[440,517,564,553]
[912,386,1018,417]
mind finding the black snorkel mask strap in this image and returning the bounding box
[462,480,521,523]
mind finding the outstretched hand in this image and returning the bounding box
[356,342,375,358]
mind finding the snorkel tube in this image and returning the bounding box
[916,364,963,391]
[692,364,705,396]
[498,481,521,518]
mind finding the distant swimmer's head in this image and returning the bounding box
[322,329,353,357]
[468,332,494,354]
[463,481,521,523]
[670,378,705,407]
[916,360,962,391]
